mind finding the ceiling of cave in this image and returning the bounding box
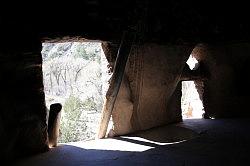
[1,0,250,44]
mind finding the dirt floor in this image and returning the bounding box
[11,118,250,166]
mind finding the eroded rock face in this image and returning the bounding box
[112,75,134,135]
[110,42,250,136]
[0,0,250,160]
[111,44,193,136]
[0,38,49,160]
[192,43,250,118]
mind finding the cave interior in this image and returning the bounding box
[1,1,250,165]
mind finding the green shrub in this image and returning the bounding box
[59,95,87,143]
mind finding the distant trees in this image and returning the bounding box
[42,42,110,143]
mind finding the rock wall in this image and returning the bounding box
[111,44,192,135]
[1,0,250,160]
[0,32,48,160]
[192,43,250,118]
[1,31,250,159]
[110,42,250,136]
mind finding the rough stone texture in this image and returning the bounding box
[2,1,250,44]
[1,0,250,161]
[0,35,49,160]
[111,44,192,135]
[112,75,134,135]
[192,43,250,118]
[101,42,119,73]
[194,80,205,112]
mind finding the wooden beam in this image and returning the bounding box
[98,31,135,139]
[48,103,62,147]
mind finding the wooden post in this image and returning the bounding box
[48,103,62,147]
[98,31,135,139]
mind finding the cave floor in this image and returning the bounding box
[11,118,250,166]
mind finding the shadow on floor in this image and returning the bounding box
[11,119,250,166]
[125,123,199,143]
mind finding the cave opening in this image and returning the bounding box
[181,54,204,119]
[41,41,111,143]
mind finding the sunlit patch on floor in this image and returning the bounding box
[61,138,154,152]
[61,124,196,152]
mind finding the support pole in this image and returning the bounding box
[98,31,135,139]
[48,103,62,147]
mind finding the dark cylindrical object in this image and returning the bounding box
[48,103,62,147]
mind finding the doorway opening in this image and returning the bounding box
[41,42,111,143]
[181,54,204,119]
